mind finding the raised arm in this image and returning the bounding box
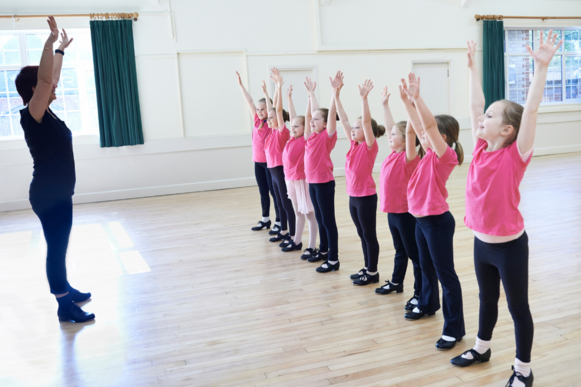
[275,76,285,130]
[359,79,376,149]
[261,80,274,112]
[53,29,73,87]
[405,121,418,162]
[236,71,257,118]
[305,77,319,114]
[399,80,424,139]
[327,85,337,137]
[467,40,485,146]
[403,73,448,158]
[29,16,59,123]
[381,86,395,131]
[518,30,562,154]
[304,82,316,140]
[287,85,296,122]
[331,72,351,140]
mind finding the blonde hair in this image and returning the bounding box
[394,120,425,158]
[499,99,524,146]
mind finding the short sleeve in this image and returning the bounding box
[253,113,260,127]
[508,140,533,166]
[438,145,459,166]
[327,130,338,150]
[473,138,487,155]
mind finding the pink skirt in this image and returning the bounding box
[285,179,314,215]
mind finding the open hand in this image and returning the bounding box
[58,29,74,50]
[304,77,316,92]
[235,71,243,85]
[329,71,343,89]
[270,67,282,85]
[404,73,420,100]
[261,80,268,95]
[358,79,374,99]
[47,16,59,45]
[527,30,562,67]
[467,40,476,67]
[287,84,293,98]
[380,86,391,105]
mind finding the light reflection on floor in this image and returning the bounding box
[0,221,149,387]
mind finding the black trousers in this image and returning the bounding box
[416,211,465,338]
[309,180,339,261]
[474,232,533,363]
[388,212,422,295]
[254,162,279,221]
[268,166,296,235]
[30,196,72,295]
[349,194,379,272]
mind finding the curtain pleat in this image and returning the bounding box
[483,20,506,110]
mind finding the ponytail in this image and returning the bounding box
[435,115,463,166]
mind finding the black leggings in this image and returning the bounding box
[416,211,465,338]
[349,195,379,272]
[268,166,295,235]
[254,162,279,221]
[474,232,533,363]
[388,212,422,295]
[30,196,72,295]
[309,180,339,261]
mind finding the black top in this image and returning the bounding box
[20,107,76,197]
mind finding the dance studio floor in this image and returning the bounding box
[1,152,580,387]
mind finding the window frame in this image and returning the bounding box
[0,29,98,140]
[504,26,581,106]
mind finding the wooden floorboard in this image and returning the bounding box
[0,152,580,387]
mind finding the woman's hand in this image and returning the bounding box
[467,40,477,68]
[58,29,74,51]
[358,79,374,100]
[47,16,59,45]
[380,86,390,105]
[527,30,562,67]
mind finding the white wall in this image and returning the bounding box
[1,0,580,211]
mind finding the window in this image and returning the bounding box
[0,29,98,139]
[505,28,581,105]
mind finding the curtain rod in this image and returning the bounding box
[475,14,581,21]
[0,12,139,21]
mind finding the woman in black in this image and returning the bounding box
[15,17,94,323]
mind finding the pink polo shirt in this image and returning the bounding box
[408,146,458,216]
[345,139,379,197]
[465,139,532,236]
[282,136,306,181]
[380,151,420,213]
[305,129,337,184]
[251,114,270,163]
[265,125,290,168]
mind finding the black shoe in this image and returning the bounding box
[301,248,318,260]
[353,273,379,286]
[269,233,286,242]
[68,285,91,303]
[282,241,303,252]
[375,280,403,294]
[506,366,534,387]
[308,250,327,263]
[58,303,95,323]
[435,337,463,350]
[404,295,419,311]
[404,308,435,320]
[316,260,340,273]
[279,233,293,248]
[350,268,367,280]
[251,220,271,231]
[451,348,491,367]
[268,224,281,235]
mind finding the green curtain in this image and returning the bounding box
[483,20,505,110]
[90,20,144,147]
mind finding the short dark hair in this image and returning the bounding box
[15,66,39,106]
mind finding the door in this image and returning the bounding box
[268,67,316,120]
[412,62,449,115]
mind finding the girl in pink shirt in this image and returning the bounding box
[332,73,384,287]
[303,76,339,273]
[264,70,295,248]
[236,71,280,234]
[451,33,563,387]
[375,86,422,313]
[400,73,466,352]
[281,84,318,256]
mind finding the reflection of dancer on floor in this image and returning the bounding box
[332,73,384,287]
[14,16,93,323]
[375,85,422,311]
[235,71,281,233]
[282,83,318,255]
[451,32,562,387]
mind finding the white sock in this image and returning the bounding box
[366,271,377,275]
[275,221,281,226]
[280,230,288,235]
[409,296,418,305]
[514,359,531,382]
[327,260,338,264]
[462,337,491,359]
[412,307,421,313]
[262,217,270,223]
[391,282,399,286]
[441,335,456,342]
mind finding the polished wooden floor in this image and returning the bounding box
[1,152,580,387]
